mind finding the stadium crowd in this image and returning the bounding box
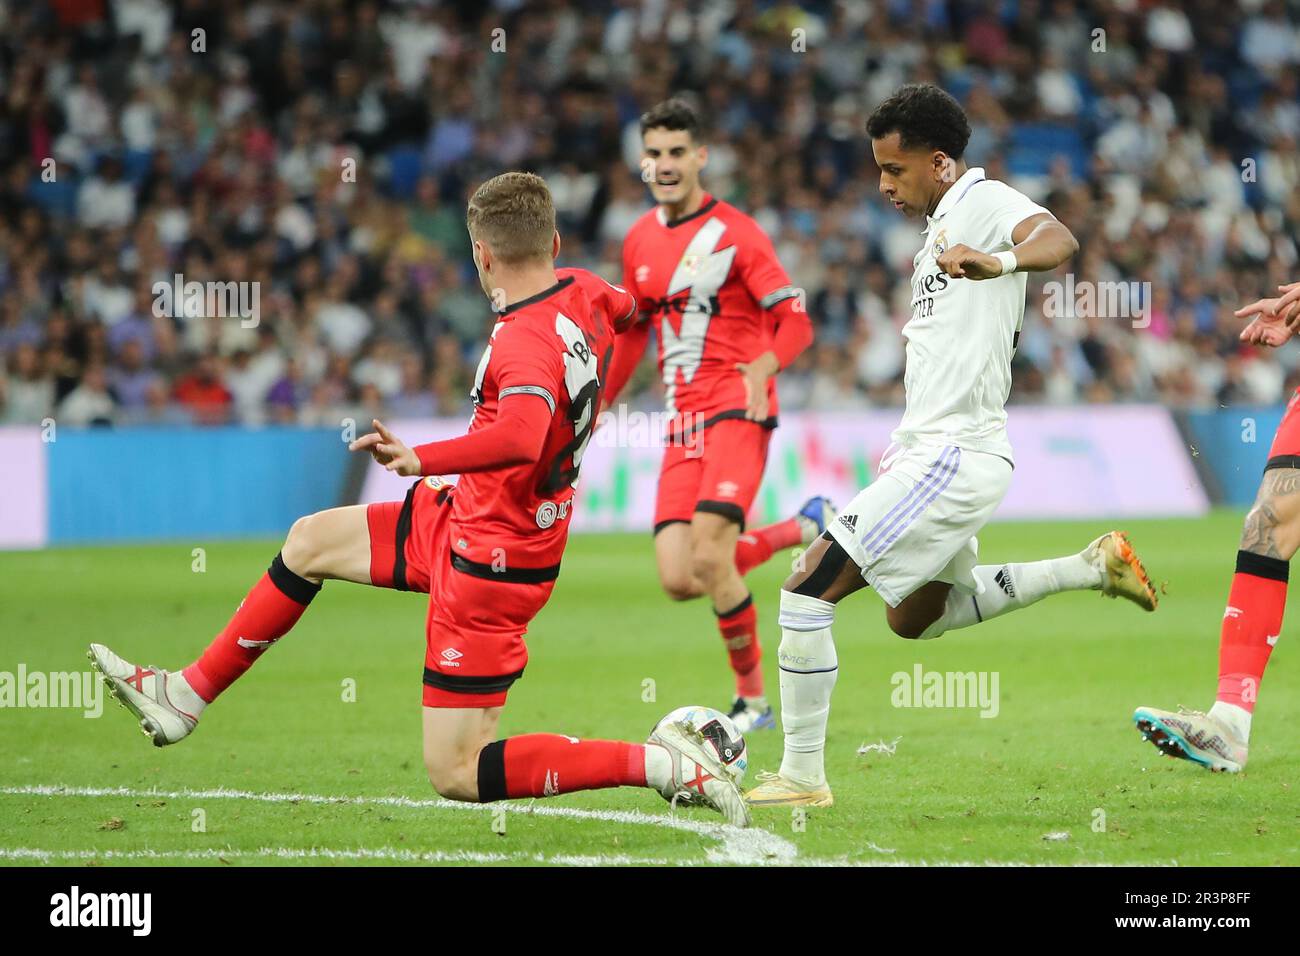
[1,0,1298,427]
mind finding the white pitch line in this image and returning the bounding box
[0,847,690,867]
[0,784,797,867]
[0,786,1171,867]
[0,847,1173,868]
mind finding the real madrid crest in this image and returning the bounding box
[931,229,948,259]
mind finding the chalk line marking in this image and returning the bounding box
[0,847,685,866]
[0,784,798,867]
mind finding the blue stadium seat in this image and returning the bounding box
[1007,123,1087,177]
[386,145,424,199]
[26,172,79,219]
[123,149,155,187]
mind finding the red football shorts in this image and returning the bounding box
[1267,388,1300,461]
[653,417,772,532]
[367,477,556,708]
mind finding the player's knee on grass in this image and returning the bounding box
[423,745,479,802]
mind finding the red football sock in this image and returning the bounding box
[1216,551,1286,713]
[717,595,764,698]
[734,518,802,576]
[182,553,321,702]
[476,736,646,800]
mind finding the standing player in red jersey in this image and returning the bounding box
[603,99,833,733]
[88,172,750,826]
[1134,280,1300,773]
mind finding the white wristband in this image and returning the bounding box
[994,251,1018,276]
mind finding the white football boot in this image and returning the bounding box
[1086,531,1158,611]
[648,720,751,827]
[1133,705,1248,773]
[88,643,201,746]
[727,696,775,734]
[743,770,834,808]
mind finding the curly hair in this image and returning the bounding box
[866,84,971,159]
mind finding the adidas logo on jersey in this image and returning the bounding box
[994,567,1016,599]
[838,514,858,532]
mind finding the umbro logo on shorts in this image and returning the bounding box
[838,514,858,532]
[439,648,463,667]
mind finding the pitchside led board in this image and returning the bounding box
[358,407,1209,532]
[0,427,47,549]
[0,407,1211,549]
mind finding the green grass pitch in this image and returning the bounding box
[1,511,1295,866]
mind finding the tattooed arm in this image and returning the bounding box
[1241,465,1300,560]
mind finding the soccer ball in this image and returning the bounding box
[651,705,748,785]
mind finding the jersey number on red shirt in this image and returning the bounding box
[544,312,603,494]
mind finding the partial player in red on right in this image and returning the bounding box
[1135,280,1300,772]
[603,98,834,733]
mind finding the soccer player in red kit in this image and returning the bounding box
[1135,280,1300,773]
[89,172,750,826]
[603,99,832,733]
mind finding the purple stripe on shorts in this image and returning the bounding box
[859,445,956,552]
[871,447,962,557]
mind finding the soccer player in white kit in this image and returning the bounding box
[746,84,1160,808]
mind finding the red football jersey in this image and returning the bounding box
[448,267,634,572]
[621,193,798,433]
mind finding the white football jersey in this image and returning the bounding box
[892,167,1048,465]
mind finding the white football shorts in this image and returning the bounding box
[825,442,1013,607]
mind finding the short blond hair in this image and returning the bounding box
[466,172,556,265]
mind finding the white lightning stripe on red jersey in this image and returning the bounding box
[662,217,736,416]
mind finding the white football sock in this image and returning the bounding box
[776,590,838,786]
[918,554,1103,639]
[1208,701,1252,743]
[169,671,208,717]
